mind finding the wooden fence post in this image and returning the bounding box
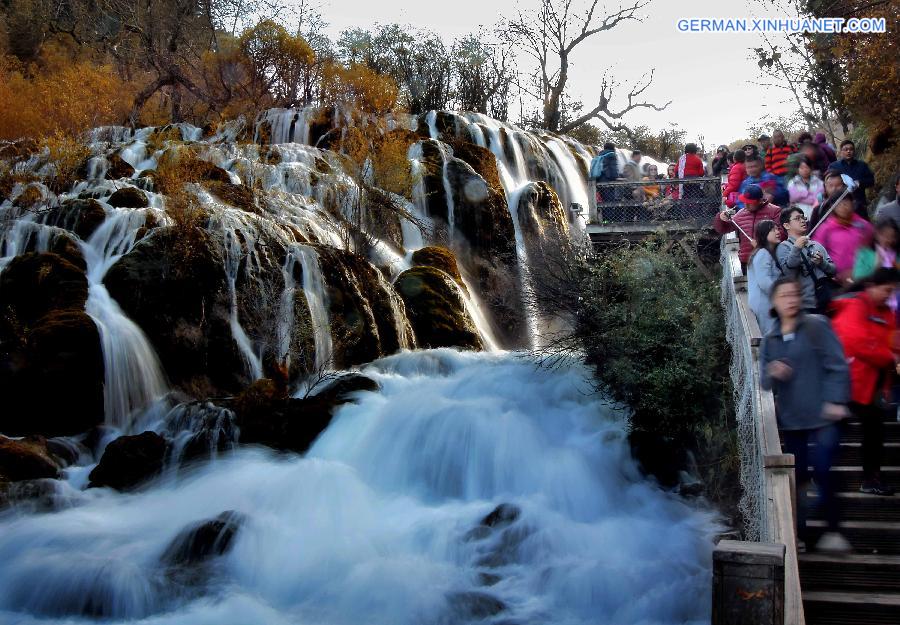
[713,540,785,625]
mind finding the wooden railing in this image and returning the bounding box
[720,232,805,625]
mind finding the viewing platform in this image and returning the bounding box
[584,177,724,277]
[585,176,723,242]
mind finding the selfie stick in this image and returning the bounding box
[806,174,859,238]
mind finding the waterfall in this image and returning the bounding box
[81,208,169,431]
[255,107,314,145]
[216,212,265,381]
[0,350,716,625]
[295,244,333,372]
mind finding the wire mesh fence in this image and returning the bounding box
[720,236,768,542]
[593,177,722,225]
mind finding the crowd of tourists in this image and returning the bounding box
[589,129,900,553]
[712,129,900,554]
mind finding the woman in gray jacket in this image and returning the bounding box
[748,220,783,335]
[760,277,851,551]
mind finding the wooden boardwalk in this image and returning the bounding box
[722,233,900,624]
[799,414,900,625]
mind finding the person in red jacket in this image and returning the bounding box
[723,149,747,207]
[831,267,900,496]
[713,184,785,268]
[765,130,796,178]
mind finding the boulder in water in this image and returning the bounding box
[233,373,378,453]
[446,591,506,619]
[0,253,104,436]
[481,503,520,528]
[88,431,168,491]
[410,246,464,288]
[104,227,245,397]
[106,153,136,180]
[0,436,60,481]
[0,252,88,326]
[107,186,149,208]
[161,510,245,566]
[43,198,106,241]
[395,266,482,351]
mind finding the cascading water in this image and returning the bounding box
[0,109,718,625]
[0,350,716,625]
[215,210,265,381]
[294,244,334,372]
[80,207,169,432]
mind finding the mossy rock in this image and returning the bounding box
[315,246,415,368]
[0,309,104,437]
[395,266,482,350]
[43,198,106,240]
[0,252,88,328]
[0,436,61,482]
[410,246,464,288]
[107,153,136,179]
[104,227,245,396]
[203,180,257,213]
[0,139,39,164]
[13,184,45,210]
[108,186,149,208]
[449,141,503,196]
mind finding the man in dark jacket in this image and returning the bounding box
[827,140,875,217]
[761,277,851,551]
[590,142,619,200]
[765,130,796,178]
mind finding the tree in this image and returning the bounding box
[748,0,851,140]
[450,33,514,120]
[238,19,315,107]
[502,0,668,133]
[337,24,452,114]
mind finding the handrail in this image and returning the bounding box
[720,232,804,625]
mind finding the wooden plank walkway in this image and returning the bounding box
[799,410,900,625]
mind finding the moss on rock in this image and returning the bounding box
[108,186,149,208]
[410,246,464,288]
[395,266,482,350]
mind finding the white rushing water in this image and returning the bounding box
[0,350,717,625]
[81,208,170,431]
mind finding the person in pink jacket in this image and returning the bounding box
[812,193,875,283]
[787,157,824,219]
[723,149,747,207]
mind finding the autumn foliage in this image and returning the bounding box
[0,47,135,141]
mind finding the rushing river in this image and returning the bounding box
[0,349,716,625]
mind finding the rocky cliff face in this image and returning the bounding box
[0,107,587,467]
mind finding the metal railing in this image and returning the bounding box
[720,232,804,625]
[591,176,722,225]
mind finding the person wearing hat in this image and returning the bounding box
[713,183,785,267]
[712,145,730,177]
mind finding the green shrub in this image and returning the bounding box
[573,239,729,440]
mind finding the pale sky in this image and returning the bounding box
[318,0,799,147]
